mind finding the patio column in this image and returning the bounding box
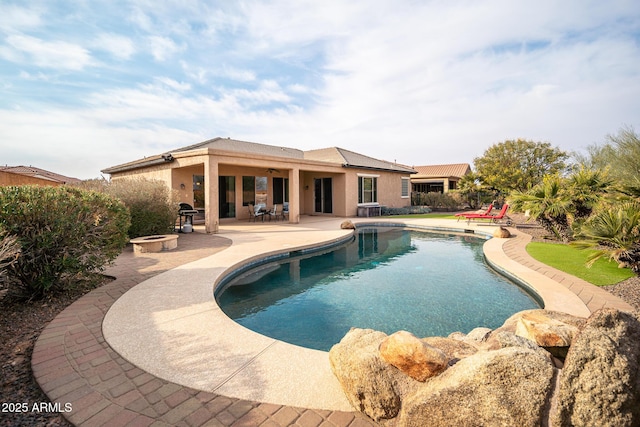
[205,157,220,233]
[288,167,300,223]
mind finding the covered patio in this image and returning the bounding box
[102,138,416,233]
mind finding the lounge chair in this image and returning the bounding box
[455,204,492,221]
[462,204,513,225]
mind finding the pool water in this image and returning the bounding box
[217,228,540,351]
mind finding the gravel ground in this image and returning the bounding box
[0,280,106,427]
[1,219,638,426]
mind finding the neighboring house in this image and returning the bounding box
[410,163,471,193]
[0,165,81,187]
[101,137,416,233]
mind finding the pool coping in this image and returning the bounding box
[32,216,634,426]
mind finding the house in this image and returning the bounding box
[410,163,471,193]
[0,165,81,187]
[101,137,416,233]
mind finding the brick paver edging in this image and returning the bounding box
[32,232,376,427]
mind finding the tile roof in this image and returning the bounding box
[102,138,415,174]
[172,137,305,159]
[304,147,416,173]
[0,165,81,184]
[412,163,471,178]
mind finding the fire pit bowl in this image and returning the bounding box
[130,235,179,254]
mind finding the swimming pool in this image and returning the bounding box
[217,227,540,351]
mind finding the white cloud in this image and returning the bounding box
[93,33,136,60]
[147,35,182,61]
[2,34,93,70]
[0,4,43,32]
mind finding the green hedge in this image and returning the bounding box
[79,178,178,238]
[0,185,130,300]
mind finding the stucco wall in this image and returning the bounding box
[0,171,62,187]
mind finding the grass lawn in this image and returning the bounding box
[526,242,634,286]
[386,213,458,219]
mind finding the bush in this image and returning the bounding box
[381,206,432,216]
[411,192,461,210]
[77,177,179,238]
[0,186,130,300]
[0,228,21,294]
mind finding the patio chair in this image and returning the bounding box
[463,204,512,225]
[248,204,265,222]
[267,204,279,221]
[455,204,492,221]
[281,202,289,221]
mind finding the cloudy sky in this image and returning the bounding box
[1,1,639,179]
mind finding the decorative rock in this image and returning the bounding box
[329,328,412,421]
[493,226,511,238]
[463,327,493,343]
[396,347,555,427]
[484,330,553,364]
[329,309,640,427]
[515,311,580,347]
[553,309,640,427]
[379,331,449,381]
[340,220,355,229]
[501,309,586,333]
[422,336,478,363]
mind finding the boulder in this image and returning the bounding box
[329,328,413,421]
[379,331,449,381]
[514,311,579,347]
[463,327,493,343]
[493,226,511,238]
[484,330,554,364]
[553,309,640,427]
[340,220,355,229]
[422,336,478,363]
[396,347,555,427]
[500,309,585,358]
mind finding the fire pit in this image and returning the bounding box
[130,235,179,254]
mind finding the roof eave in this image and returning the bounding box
[342,164,417,174]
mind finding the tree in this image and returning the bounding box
[580,126,640,197]
[510,175,573,242]
[572,201,640,274]
[566,167,613,220]
[456,171,486,209]
[474,139,569,194]
[510,167,613,243]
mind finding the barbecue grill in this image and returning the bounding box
[177,203,199,232]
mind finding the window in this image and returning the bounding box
[242,176,255,206]
[401,177,410,198]
[243,176,268,206]
[358,175,378,204]
[272,177,289,204]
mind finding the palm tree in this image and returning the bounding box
[457,172,486,209]
[567,167,612,220]
[510,175,573,242]
[572,201,640,274]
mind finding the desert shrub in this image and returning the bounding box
[411,192,461,210]
[0,228,21,295]
[78,178,179,238]
[106,178,179,238]
[381,206,432,215]
[0,185,130,300]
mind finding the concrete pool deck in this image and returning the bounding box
[32,216,634,426]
